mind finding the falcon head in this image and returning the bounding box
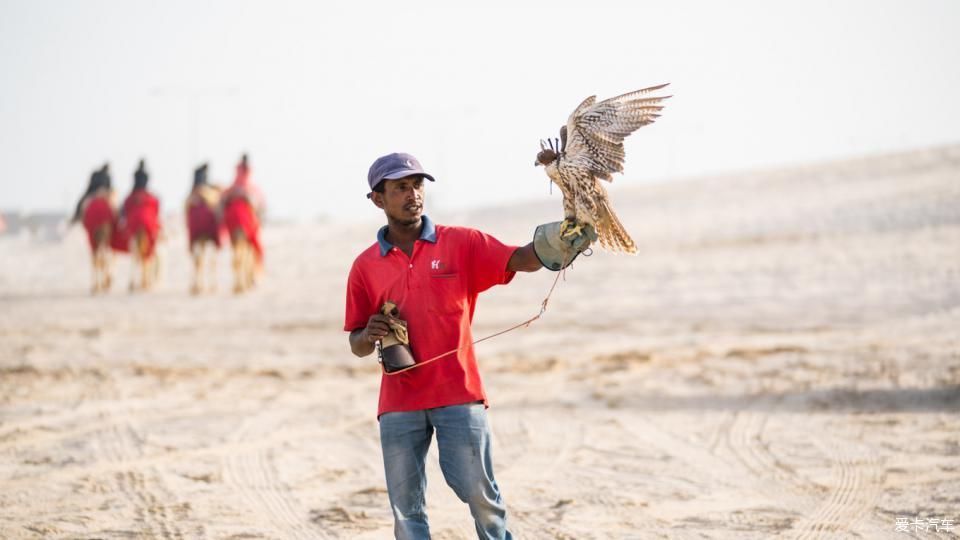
[535,138,560,166]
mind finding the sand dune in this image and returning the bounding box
[1,144,959,538]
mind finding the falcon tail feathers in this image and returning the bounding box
[596,199,637,254]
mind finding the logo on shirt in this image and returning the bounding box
[431,259,442,270]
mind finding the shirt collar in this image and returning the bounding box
[377,214,437,256]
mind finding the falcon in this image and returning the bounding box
[535,83,671,253]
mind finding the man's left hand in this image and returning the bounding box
[533,221,597,271]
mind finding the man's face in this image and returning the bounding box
[372,175,424,225]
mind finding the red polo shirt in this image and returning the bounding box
[344,215,517,417]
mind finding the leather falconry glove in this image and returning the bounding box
[533,221,598,271]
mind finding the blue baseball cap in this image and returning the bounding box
[367,152,435,198]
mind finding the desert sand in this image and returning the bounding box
[1,144,959,539]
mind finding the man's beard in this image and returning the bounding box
[398,215,421,226]
[394,203,423,226]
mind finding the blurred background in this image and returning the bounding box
[2,0,959,230]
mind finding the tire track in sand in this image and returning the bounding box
[725,412,828,500]
[792,437,885,539]
[714,411,822,534]
[0,395,201,454]
[496,410,588,539]
[490,365,597,539]
[619,414,768,538]
[97,418,190,539]
[222,407,328,540]
[721,411,886,538]
[221,406,373,539]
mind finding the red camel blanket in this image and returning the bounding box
[81,196,116,249]
[120,189,161,257]
[187,197,225,247]
[223,196,262,262]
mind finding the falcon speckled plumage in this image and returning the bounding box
[535,83,671,253]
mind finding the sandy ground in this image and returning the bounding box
[1,144,959,539]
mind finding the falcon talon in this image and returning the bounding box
[561,223,584,239]
[533,221,594,272]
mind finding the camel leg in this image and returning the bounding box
[233,239,243,293]
[141,254,150,290]
[232,235,240,293]
[190,242,202,295]
[243,242,254,291]
[247,241,256,290]
[128,245,135,292]
[91,228,111,294]
[98,244,112,292]
[143,233,151,291]
[129,233,141,292]
[232,230,249,294]
[91,249,100,294]
[206,241,218,293]
[103,248,112,291]
[254,254,263,286]
[149,244,160,290]
[144,246,157,291]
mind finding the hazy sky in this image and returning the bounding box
[2,0,959,222]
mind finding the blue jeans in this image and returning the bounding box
[379,402,513,540]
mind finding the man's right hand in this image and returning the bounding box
[360,313,394,343]
[350,313,395,357]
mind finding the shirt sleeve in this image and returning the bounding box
[467,229,518,295]
[344,261,373,332]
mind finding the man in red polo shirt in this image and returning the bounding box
[345,152,593,540]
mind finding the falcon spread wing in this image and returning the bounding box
[562,83,671,181]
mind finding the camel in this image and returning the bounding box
[74,164,117,294]
[185,163,224,294]
[221,154,264,294]
[120,160,162,292]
